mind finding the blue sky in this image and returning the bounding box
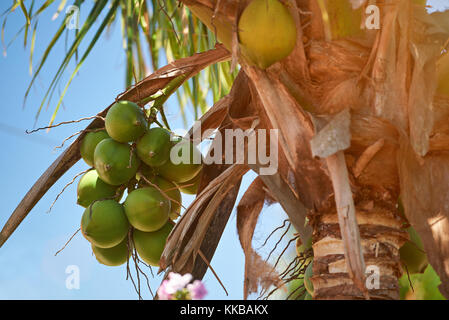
[0,0,448,300]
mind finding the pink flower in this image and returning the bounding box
[165,272,193,294]
[157,273,207,300]
[157,280,172,300]
[187,280,207,300]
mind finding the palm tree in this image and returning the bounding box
[1,0,449,300]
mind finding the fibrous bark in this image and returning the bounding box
[311,203,408,299]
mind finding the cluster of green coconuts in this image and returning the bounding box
[77,100,202,267]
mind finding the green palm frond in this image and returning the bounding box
[2,0,237,126]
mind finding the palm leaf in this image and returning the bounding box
[6,0,236,125]
[22,0,33,48]
[50,0,121,126]
[52,0,68,20]
[1,16,7,56]
[33,0,57,17]
[29,20,37,75]
[22,0,84,109]
[37,0,109,124]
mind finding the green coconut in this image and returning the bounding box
[92,237,131,267]
[154,176,182,221]
[135,163,155,182]
[136,172,182,221]
[136,127,171,167]
[157,140,202,184]
[177,170,201,195]
[400,227,428,274]
[80,130,110,167]
[285,278,306,300]
[81,200,129,248]
[124,187,171,232]
[133,222,174,266]
[105,100,147,143]
[94,138,140,186]
[295,236,313,265]
[304,261,314,296]
[77,170,122,208]
[238,0,297,69]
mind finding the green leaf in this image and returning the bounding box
[33,0,57,17]
[52,0,68,21]
[36,0,107,123]
[23,0,84,109]
[49,0,121,126]
[7,0,236,126]
[19,0,31,25]
[1,16,7,57]
[29,21,37,75]
[10,2,20,13]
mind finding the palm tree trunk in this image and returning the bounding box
[310,201,408,299]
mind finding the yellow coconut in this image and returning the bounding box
[238,0,297,69]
